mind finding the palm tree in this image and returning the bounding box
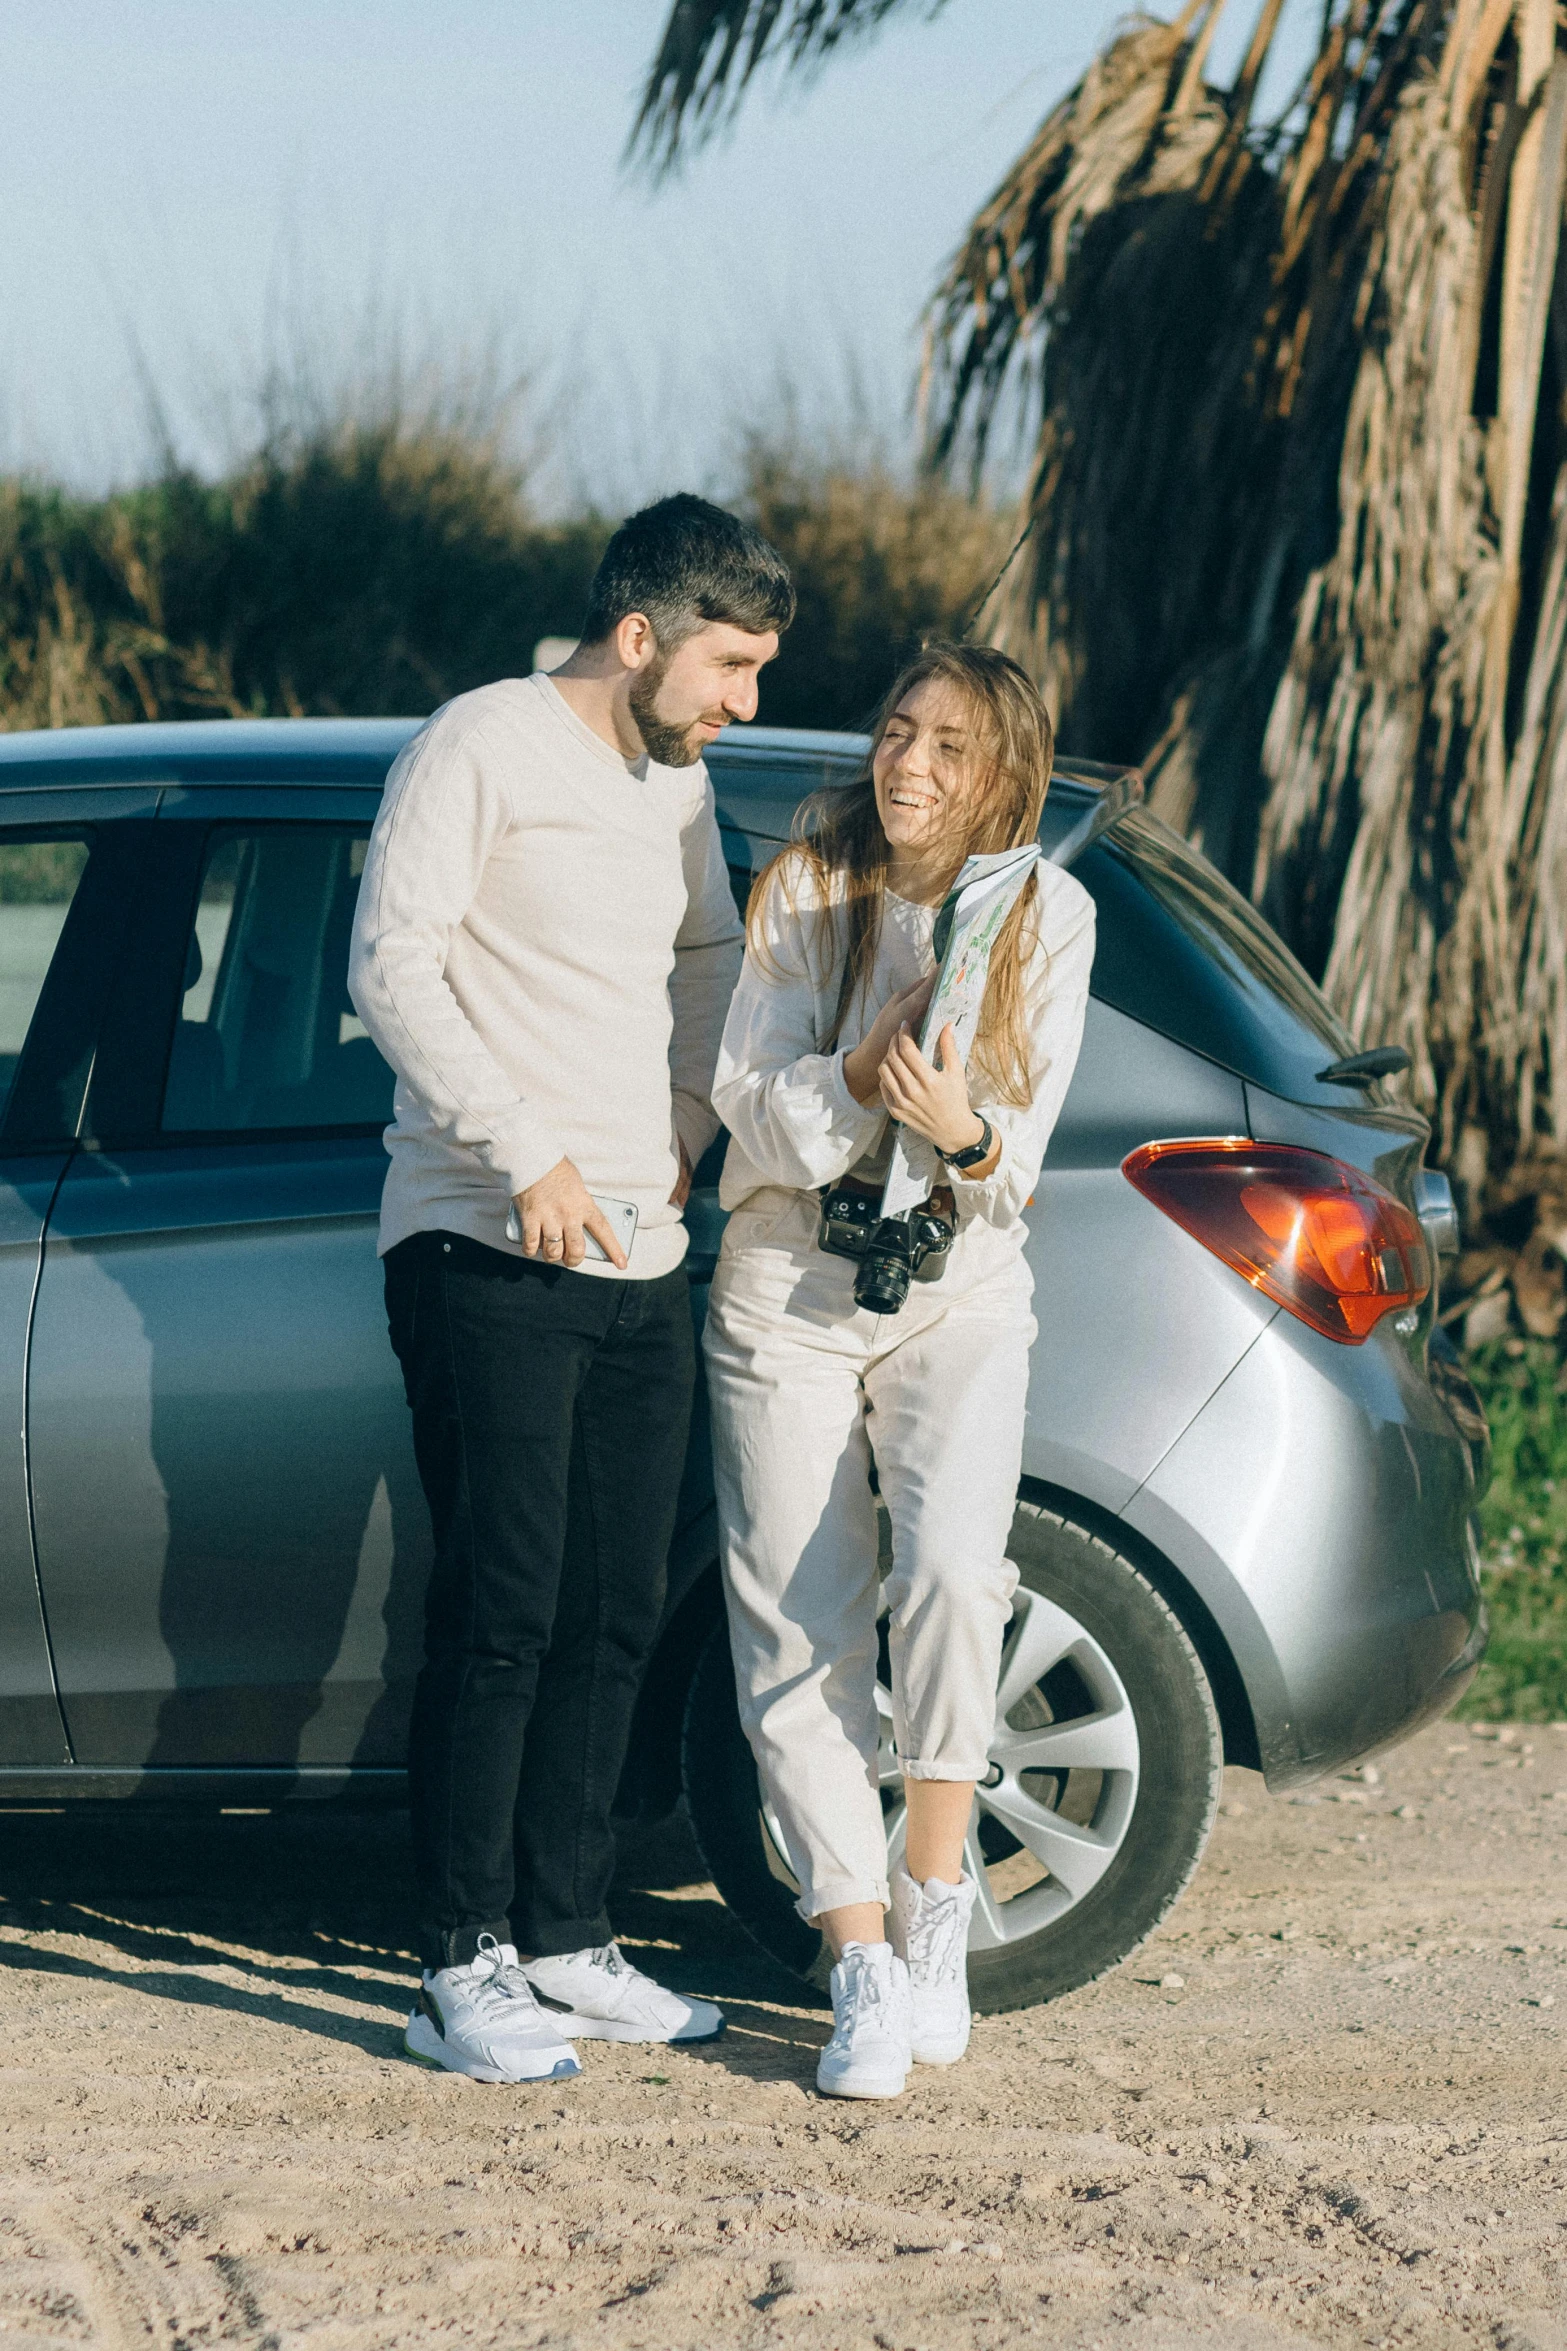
[635,1,1567,1193]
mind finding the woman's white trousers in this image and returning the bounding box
[703,1195,1034,1922]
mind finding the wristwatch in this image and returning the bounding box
[936,1115,994,1171]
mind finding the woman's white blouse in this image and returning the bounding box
[711,849,1096,1235]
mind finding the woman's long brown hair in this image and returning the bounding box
[749,641,1055,1106]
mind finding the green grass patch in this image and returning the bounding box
[1455,1337,1567,1720]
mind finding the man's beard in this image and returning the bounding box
[628,653,716,768]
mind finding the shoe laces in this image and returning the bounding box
[904,1883,970,1985]
[837,1945,897,2037]
[467,1933,543,2017]
[570,1942,651,2015]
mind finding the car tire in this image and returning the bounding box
[681,1499,1223,2013]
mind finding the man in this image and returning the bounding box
[349,493,792,2083]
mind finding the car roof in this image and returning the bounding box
[0,717,1134,864]
[0,718,424,786]
[0,717,873,788]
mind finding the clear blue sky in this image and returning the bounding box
[3,2,1320,508]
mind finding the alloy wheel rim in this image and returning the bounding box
[756,1579,1141,1952]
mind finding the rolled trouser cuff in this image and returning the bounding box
[900,1756,991,1782]
[792,1870,891,1926]
[423,1915,513,1972]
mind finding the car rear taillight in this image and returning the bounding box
[1122,1139,1431,1344]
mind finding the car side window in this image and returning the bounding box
[162,826,394,1134]
[0,835,90,1123]
[1075,812,1359,1105]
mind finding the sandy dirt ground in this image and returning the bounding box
[0,1717,1564,2351]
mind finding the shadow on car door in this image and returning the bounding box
[26,796,432,1782]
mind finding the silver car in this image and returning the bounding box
[0,719,1485,2014]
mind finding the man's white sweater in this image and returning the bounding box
[349,672,744,1279]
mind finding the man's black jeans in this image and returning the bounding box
[384,1230,695,1971]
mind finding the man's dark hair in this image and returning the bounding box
[580,493,795,650]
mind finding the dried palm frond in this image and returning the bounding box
[629,0,946,171]
[923,4,1274,767]
[635,0,1567,1177]
[924,3,1436,869]
[1255,1,1567,1170]
[926,0,1567,1172]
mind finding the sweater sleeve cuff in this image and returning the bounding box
[829,1050,882,1132]
[673,1094,720,1171]
[962,1128,1008,1186]
[492,1119,572,1201]
[950,1125,1013,1213]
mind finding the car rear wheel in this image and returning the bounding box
[681,1499,1223,2012]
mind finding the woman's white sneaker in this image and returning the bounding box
[816,1941,913,2099]
[404,1934,582,2083]
[522,1943,725,2044]
[891,1866,976,2066]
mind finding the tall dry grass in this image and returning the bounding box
[737,438,1012,729]
[0,398,1005,738]
[0,422,608,730]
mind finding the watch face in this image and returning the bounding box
[944,1118,990,1166]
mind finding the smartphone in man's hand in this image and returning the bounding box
[507,1195,638,1264]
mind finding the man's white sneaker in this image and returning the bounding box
[816,1941,913,2100]
[522,1943,725,2044]
[404,1935,582,2083]
[891,1866,977,2066]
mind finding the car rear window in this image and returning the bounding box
[1076,809,1357,1103]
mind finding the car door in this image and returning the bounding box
[0,791,159,1766]
[27,788,432,1778]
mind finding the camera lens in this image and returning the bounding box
[854,1245,912,1315]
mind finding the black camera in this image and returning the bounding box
[818,1182,955,1315]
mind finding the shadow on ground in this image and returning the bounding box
[0,1801,810,2065]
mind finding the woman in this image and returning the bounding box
[704,641,1096,2100]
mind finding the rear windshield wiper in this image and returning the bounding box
[1315,1046,1411,1086]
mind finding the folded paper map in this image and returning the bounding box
[879,842,1043,1218]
